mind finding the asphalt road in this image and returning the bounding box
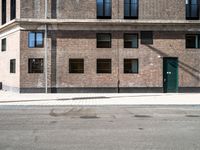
[0,105,200,150]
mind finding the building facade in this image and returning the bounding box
[0,0,200,93]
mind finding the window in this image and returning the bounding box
[124,33,138,48]
[124,59,138,74]
[1,38,6,52]
[141,31,153,44]
[10,0,16,20]
[124,0,138,19]
[10,59,16,73]
[69,59,84,73]
[28,58,44,73]
[186,34,200,48]
[97,0,111,19]
[2,0,6,25]
[97,33,111,48]
[28,32,44,48]
[186,0,199,20]
[97,59,112,73]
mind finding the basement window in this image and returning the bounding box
[28,58,44,73]
[124,0,138,19]
[69,59,84,73]
[186,34,200,48]
[141,31,153,45]
[97,59,112,73]
[28,32,44,48]
[97,33,111,48]
[1,38,6,52]
[97,0,112,19]
[10,59,16,73]
[124,33,138,48]
[124,59,138,74]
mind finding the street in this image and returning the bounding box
[0,105,200,150]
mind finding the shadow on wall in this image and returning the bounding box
[51,0,57,19]
[50,31,57,93]
[47,31,187,40]
[146,45,200,81]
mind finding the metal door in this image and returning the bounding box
[163,58,178,93]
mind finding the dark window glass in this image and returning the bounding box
[97,0,111,19]
[1,38,6,51]
[199,35,200,48]
[124,0,138,19]
[186,34,200,48]
[124,59,138,73]
[97,33,111,48]
[10,59,16,73]
[69,59,84,73]
[10,0,16,20]
[28,58,44,73]
[141,31,153,44]
[28,32,44,48]
[2,0,6,25]
[186,0,199,20]
[97,59,112,73]
[124,33,138,48]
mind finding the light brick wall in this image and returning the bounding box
[0,30,20,91]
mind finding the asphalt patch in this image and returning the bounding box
[134,115,152,118]
[58,96,109,101]
[80,116,100,119]
[185,115,200,118]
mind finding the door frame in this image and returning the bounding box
[163,57,179,93]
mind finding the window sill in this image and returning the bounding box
[97,17,112,19]
[185,48,200,49]
[124,17,138,19]
[124,73,139,74]
[186,18,199,20]
[124,47,139,49]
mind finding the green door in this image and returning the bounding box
[163,58,178,93]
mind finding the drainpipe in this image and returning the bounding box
[44,0,48,93]
[117,0,120,93]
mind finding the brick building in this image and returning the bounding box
[0,0,200,93]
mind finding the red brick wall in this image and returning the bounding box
[20,30,200,88]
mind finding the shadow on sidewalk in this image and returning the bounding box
[0,94,165,103]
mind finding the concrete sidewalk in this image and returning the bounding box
[0,90,200,105]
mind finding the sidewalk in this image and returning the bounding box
[0,90,200,105]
